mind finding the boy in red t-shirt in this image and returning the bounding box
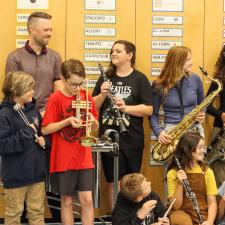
[41,59,98,225]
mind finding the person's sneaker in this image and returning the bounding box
[99,212,112,223]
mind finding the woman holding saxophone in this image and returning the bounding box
[150,46,205,144]
[167,132,217,225]
[206,45,225,188]
[92,40,153,213]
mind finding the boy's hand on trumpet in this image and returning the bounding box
[67,116,82,128]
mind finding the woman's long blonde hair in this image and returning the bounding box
[154,46,191,94]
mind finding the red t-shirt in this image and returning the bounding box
[42,90,98,173]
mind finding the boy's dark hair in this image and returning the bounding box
[61,59,86,79]
[27,11,52,31]
[2,71,35,101]
[120,173,145,201]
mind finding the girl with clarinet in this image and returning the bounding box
[167,132,217,225]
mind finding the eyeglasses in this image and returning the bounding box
[65,80,84,89]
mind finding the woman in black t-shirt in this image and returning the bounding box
[92,40,153,212]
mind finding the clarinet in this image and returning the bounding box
[174,156,204,224]
[98,63,128,135]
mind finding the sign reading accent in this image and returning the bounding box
[85,28,115,36]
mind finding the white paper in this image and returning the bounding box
[85,15,116,24]
[85,28,116,36]
[152,54,167,63]
[152,41,182,50]
[84,41,114,49]
[84,53,111,62]
[16,39,27,48]
[16,26,29,36]
[85,66,108,75]
[151,67,161,76]
[152,28,182,37]
[17,13,30,23]
[87,79,98,88]
[85,0,115,10]
[152,16,183,25]
[153,0,183,12]
[17,0,48,9]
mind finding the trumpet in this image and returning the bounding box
[72,79,96,147]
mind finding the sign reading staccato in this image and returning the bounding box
[84,53,110,62]
[85,28,116,36]
[85,14,116,24]
[85,0,115,10]
[84,41,114,49]
[152,28,182,37]
[152,40,182,50]
[152,16,183,25]
[17,0,49,9]
[153,0,183,12]
[17,13,30,23]
[151,54,167,63]
[16,26,29,36]
[85,66,108,75]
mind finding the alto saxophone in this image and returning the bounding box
[152,67,222,162]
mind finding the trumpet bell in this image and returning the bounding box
[79,136,97,147]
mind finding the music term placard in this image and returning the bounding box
[17,13,30,23]
[17,0,48,9]
[152,16,183,25]
[16,39,27,48]
[152,54,167,63]
[153,0,183,12]
[152,28,182,37]
[84,41,114,49]
[84,53,110,62]
[85,66,107,75]
[85,0,115,10]
[85,14,116,24]
[85,28,116,36]
[87,79,98,88]
[151,67,161,76]
[16,26,29,36]
[152,41,182,50]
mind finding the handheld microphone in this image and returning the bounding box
[13,103,45,149]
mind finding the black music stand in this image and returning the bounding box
[92,129,119,208]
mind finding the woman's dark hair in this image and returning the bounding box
[106,40,136,77]
[167,132,207,172]
[214,45,225,84]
